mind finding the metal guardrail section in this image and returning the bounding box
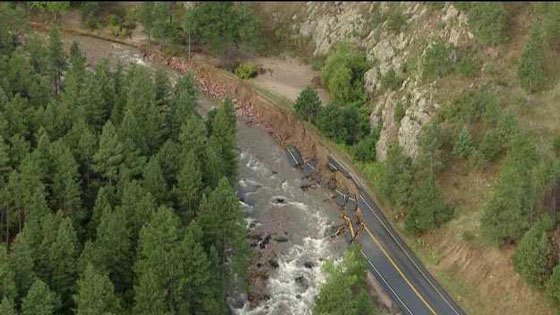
[286,144,304,168]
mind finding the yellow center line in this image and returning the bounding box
[362,224,438,315]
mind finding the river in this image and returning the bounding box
[59,33,347,314]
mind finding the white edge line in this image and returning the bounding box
[358,193,461,315]
[361,250,414,315]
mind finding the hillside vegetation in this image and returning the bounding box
[0,3,251,314]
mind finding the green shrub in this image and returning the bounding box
[79,2,101,30]
[453,2,472,12]
[234,62,258,80]
[321,43,369,103]
[405,173,453,234]
[386,9,407,34]
[554,134,560,155]
[535,2,560,51]
[449,86,499,124]
[317,103,369,145]
[547,264,560,305]
[482,93,501,128]
[394,100,406,123]
[467,3,509,45]
[416,122,447,174]
[380,144,415,209]
[496,107,521,149]
[353,136,377,162]
[456,56,477,77]
[381,69,404,91]
[480,133,539,245]
[312,59,325,70]
[460,230,475,241]
[370,4,385,30]
[427,2,445,11]
[469,149,488,170]
[294,87,322,123]
[517,20,547,92]
[453,126,474,158]
[512,215,553,288]
[480,129,501,161]
[422,41,454,82]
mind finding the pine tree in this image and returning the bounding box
[314,244,377,315]
[21,279,59,315]
[93,205,133,294]
[204,138,226,188]
[404,173,453,234]
[110,61,126,125]
[0,297,16,315]
[547,264,560,305]
[88,185,117,236]
[48,26,65,95]
[157,139,182,187]
[119,180,156,240]
[4,95,31,140]
[10,231,36,299]
[93,121,124,184]
[155,68,170,107]
[381,144,414,209]
[6,48,34,99]
[81,72,106,131]
[75,264,121,315]
[132,268,169,315]
[164,73,199,140]
[125,66,160,155]
[8,134,30,169]
[294,86,322,122]
[178,115,207,162]
[36,211,64,282]
[27,34,48,74]
[49,141,82,221]
[93,59,115,122]
[64,118,98,182]
[175,223,217,314]
[198,178,250,284]
[481,133,538,244]
[452,125,474,158]
[142,157,167,205]
[210,99,237,182]
[133,206,181,314]
[174,149,202,221]
[513,216,553,288]
[0,247,17,303]
[48,217,78,311]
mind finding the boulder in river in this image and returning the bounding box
[268,259,279,268]
[304,261,315,269]
[274,236,289,242]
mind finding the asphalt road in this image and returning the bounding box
[318,154,464,315]
[355,190,465,315]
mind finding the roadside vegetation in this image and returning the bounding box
[0,4,249,313]
[314,244,379,315]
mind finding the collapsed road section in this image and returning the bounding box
[285,145,465,315]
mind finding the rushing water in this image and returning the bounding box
[59,33,347,314]
[232,119,346,315]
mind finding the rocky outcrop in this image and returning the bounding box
[293,2,474,160]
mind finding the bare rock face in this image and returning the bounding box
[290,2,475,160]
[364,67,380,94]
[298,2,368,56]
[397,88,436,158]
